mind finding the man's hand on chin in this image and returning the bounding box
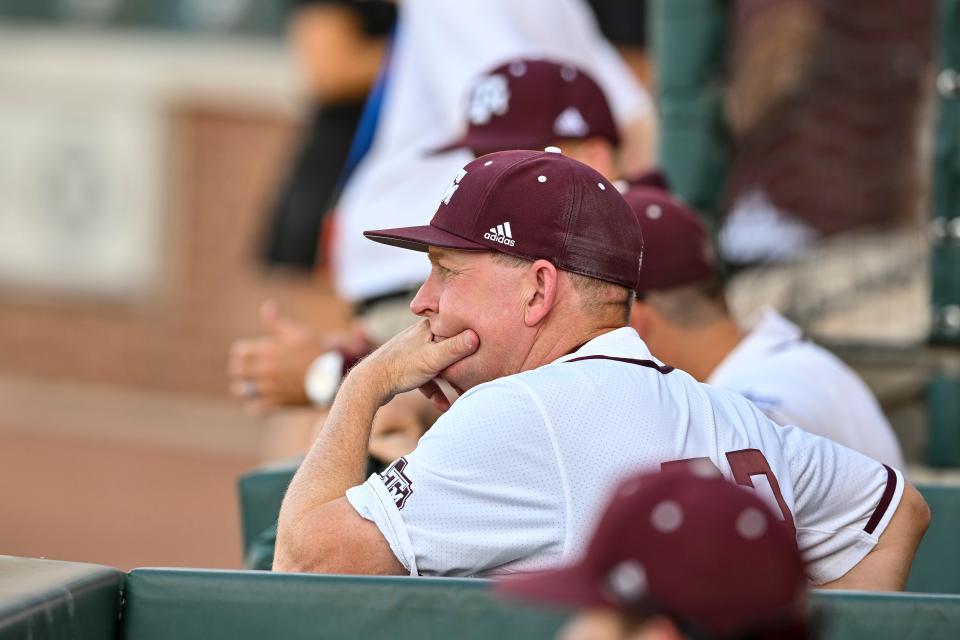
[346,319,479,410]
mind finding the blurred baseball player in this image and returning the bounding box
[433,58,628,181]
[623,186,905,469]
[499,465,810,640]
[227,58,641,414]
[273,149,928,589]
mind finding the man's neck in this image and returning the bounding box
[673,318,742,382]
[518,322,623,374]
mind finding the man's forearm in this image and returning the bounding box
[276,373,384,554]
[272,321,478,572]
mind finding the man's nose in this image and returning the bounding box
[410,280,437,317]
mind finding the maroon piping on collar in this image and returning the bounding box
[566,354,674,374]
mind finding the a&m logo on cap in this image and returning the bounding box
[435,168,467,214]
[468,74,510,125]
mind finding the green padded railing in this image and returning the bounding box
[0,556,123,640]
[120,569,960,640]
[5,557,960,640]
[907,483,960,593]
[237,457,302,558]
[121,570,569,640]
[238,458,384,570]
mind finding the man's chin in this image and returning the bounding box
[440,360,500,396]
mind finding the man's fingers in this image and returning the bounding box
[229,379,259,399]
[228,338,274,377]
[418,379,451,412]
[228,340,257,377]
[427,329,479,370]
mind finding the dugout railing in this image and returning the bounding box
[3,555,960,640]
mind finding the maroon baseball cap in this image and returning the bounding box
[433,58,620,156]
[625,186,717,294]
[498,465,809,639]
[364,149,643,289]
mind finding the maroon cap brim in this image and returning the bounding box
[426,132,556,157]
[496,564,607,611]
[364,224,488,252]
[426,137,470,156]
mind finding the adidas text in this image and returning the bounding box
[484,222,515,246]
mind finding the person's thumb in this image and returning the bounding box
[428,329,479,370]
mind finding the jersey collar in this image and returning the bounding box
[553,327,659,365]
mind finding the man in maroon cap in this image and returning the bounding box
[499,464,810,640]
[623,186,905,469]
[273,149,927,589]
[434,57,639,181]
[227,57,647,417]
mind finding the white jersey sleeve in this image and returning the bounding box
[780,423,903,584]
[346,378,566,577]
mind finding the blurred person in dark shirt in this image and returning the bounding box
[262,0,395,269]
[585,0,652,88]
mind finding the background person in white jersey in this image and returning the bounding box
[622,185,905,469]
[273,149,928,589]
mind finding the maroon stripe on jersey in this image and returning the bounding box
[864,465,898,535]
[566,355,674,374]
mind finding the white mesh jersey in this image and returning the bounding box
[346,328,902,584]
[707,308,905,469]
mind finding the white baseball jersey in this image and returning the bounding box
[347,328,903,584]
[707,308,905,469]
[332,0,653,301]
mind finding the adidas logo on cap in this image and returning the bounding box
[484,221,515,246]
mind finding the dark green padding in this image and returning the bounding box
[237,458,302,557]
[238,458,383,569]
[812,591,960,640]
[0,556,123,640]
[907,483,960,593]
[121,569,960,640]
[120,570,568,640]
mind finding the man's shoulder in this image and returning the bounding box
[447,376,543,421]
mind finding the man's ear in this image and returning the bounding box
[523,259,559,327]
